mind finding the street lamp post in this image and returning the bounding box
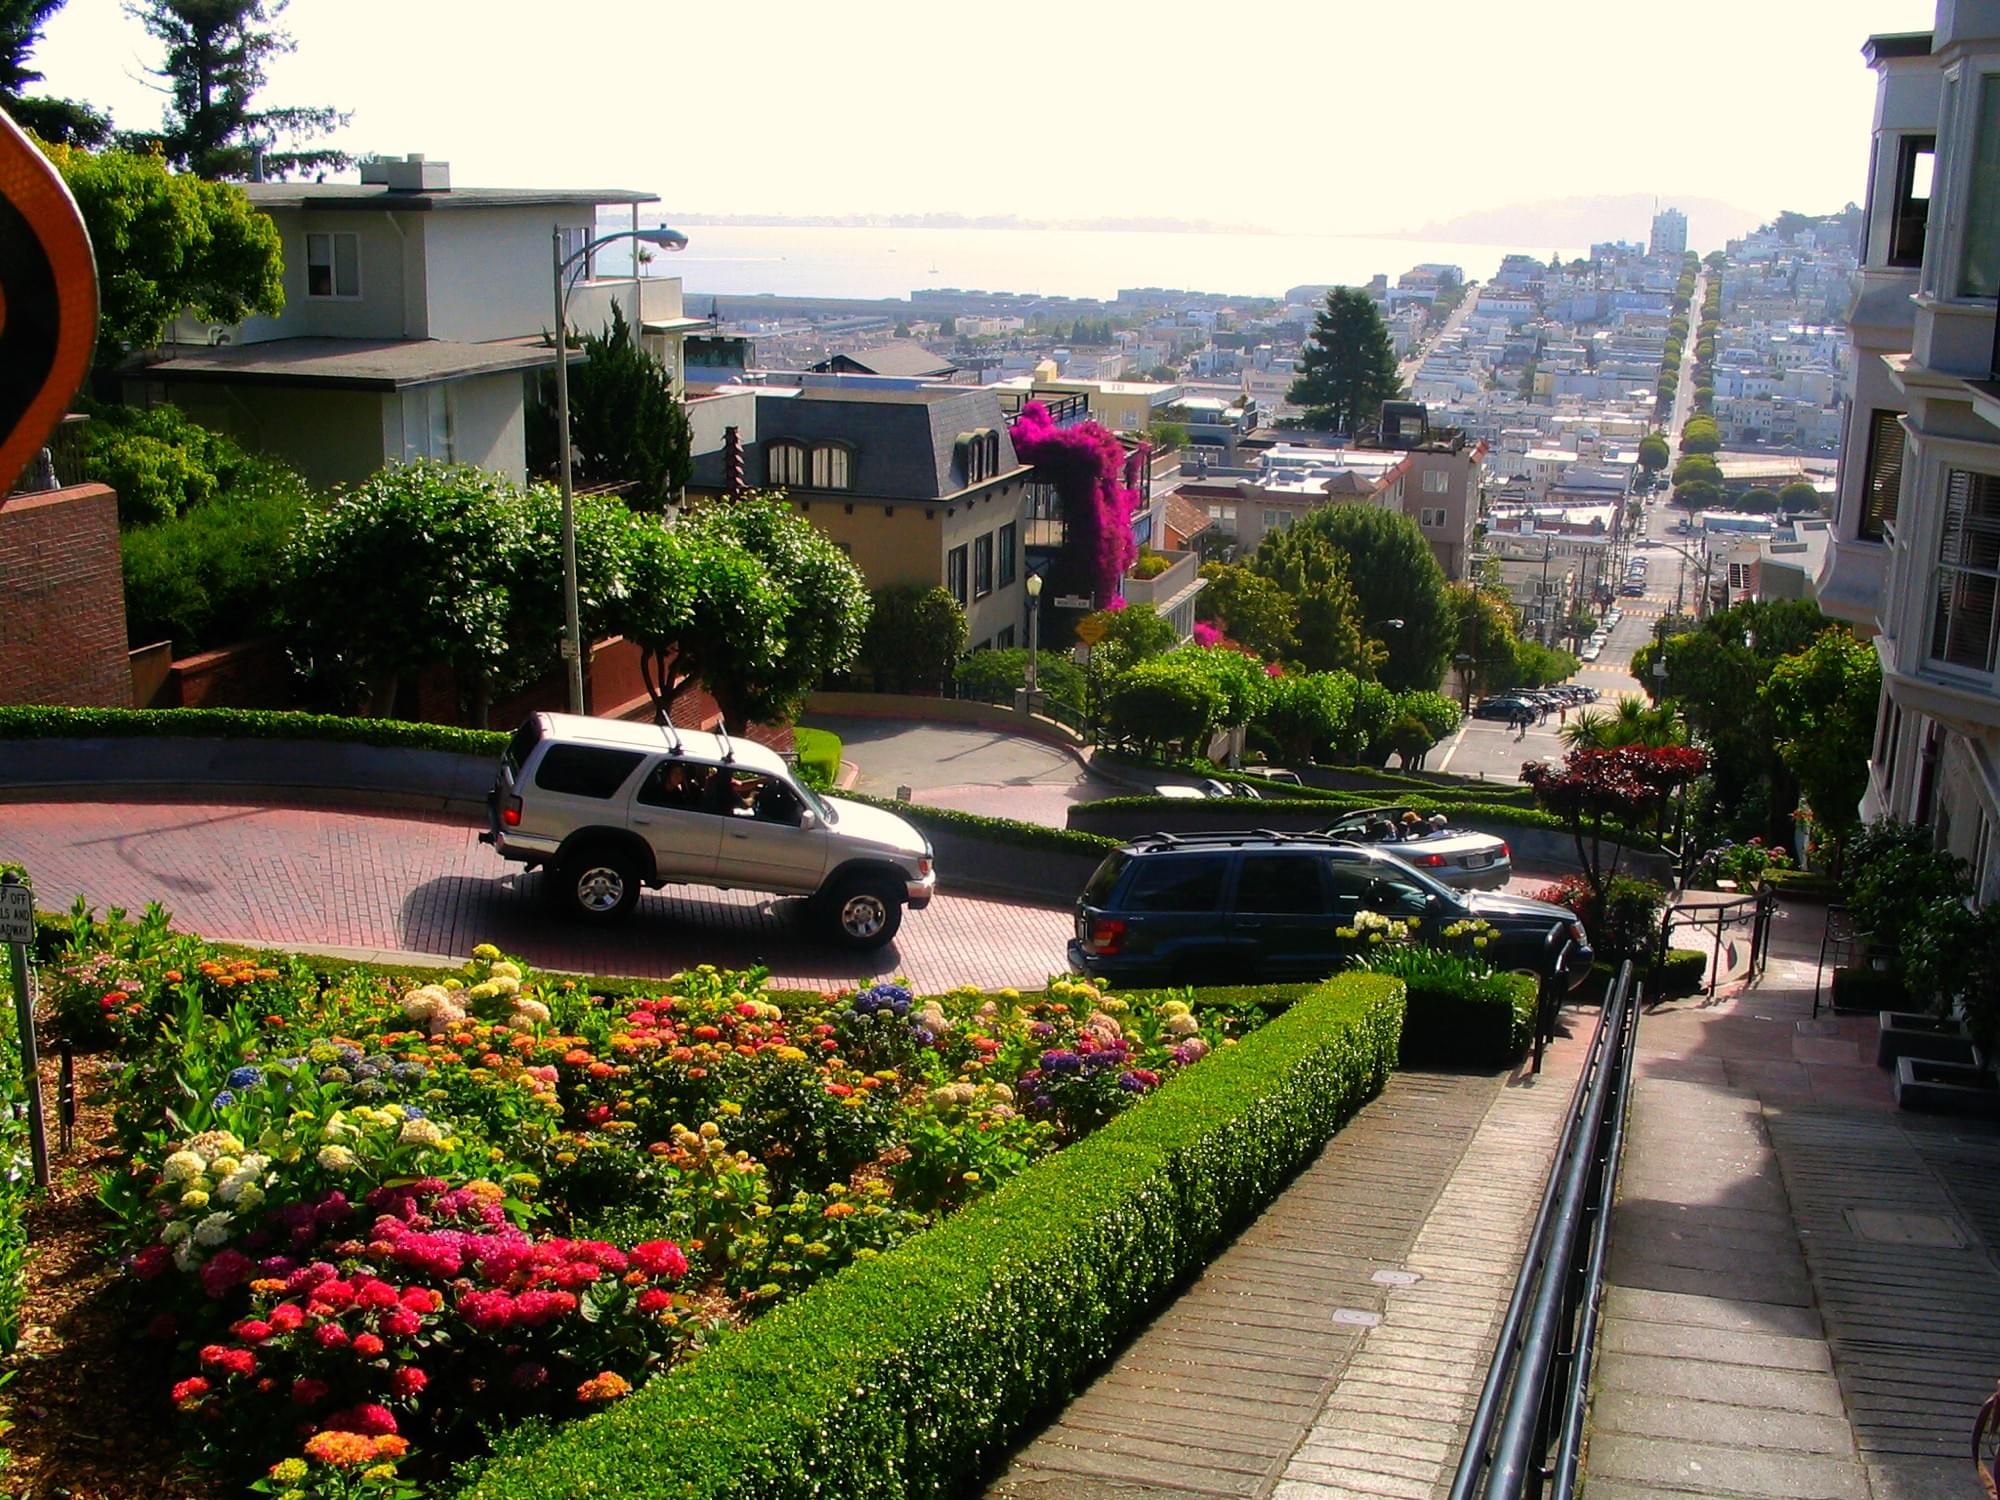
[1025,572,1044,706]
[552,223,688,714]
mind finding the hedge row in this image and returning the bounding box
[841,790,1120,857]
[0,706,506,758]
[1100,751,1536,806]
[1066,792,1664,851]
[1404,972,1538,1066]
[463,972,1405,1499]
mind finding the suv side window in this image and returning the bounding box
[721,771,805,826]
[1121,853,1230,912]
[534,745,644,799]
[1365,863,1435,917]
[637,759,719,812]
[1235,854,1329,914]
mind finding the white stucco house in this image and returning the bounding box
[121,154,704,489]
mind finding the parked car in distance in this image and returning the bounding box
[1474,696,1537,720]
[1580,643,1602,661]
[484,713,934,947]
[1203,778,1262,800]
[1155,785,1208,801]
[1256,769,1305,787]
[1317,806,1514,890]
[1070,831,1591,987]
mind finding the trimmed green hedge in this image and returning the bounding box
[1100,751,1536,806]
[791,726,841,792]
[0,944,31,1351]
[1762,868,1838,901]
[462,972,1405,1500]
[1068,791,1663,851]
[0,706,506,757]
[841,790,1119,857]
[1589,947,1706,996]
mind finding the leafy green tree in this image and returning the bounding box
[1448,583,1522,701]
[1637,431,1671,474]
[40,141,283,366]
[858,584,966,695]
[1512,639,1578,688]
[121,457,306,651]
[1257,671,1357,764]
[1672,479,1720,511]
[953,648,1085,713]
[1104,657,1226,758]
[76,402,257,527]
[1759,627,1881,845]
[1249,525,1373,678]
[1259,505,1452,690]
[1672,454,1721,488]
[569,304,693,512]
[1082,602,1176,671]
[1738,487,1779,515]
[1777,481,1820,514]
[1168,643,1273,727]
[1285,287,1403,434]
[630,493,870,731]
[2,0,110,143]
[128,0,348,179]
[1679,416,1722,455]
[1347,679,1398,764]
[282,462,535,717]
[1196,562,1298,661]
[1146,420,1187,452]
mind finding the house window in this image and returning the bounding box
[810,443,852,490]
[1928,468,2000,674]
[996,625,1015,649]
[767,440,808,487]
[305,232,360,299]
[947,544,969,606]
[997,522,1017,586]
[973,532,994,598]
[556,226,594,281]
[1858,409,1904,540]
[1958,78,2000,298]
[1420,507,1447,528]
[1886,134,1935,269]
[1422,470,1450,494]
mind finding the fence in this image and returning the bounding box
[1659,882,1777,997]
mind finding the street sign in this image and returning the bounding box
[1074,617,1107,647]
[1054,594,1093,610]
[0,883,31,946]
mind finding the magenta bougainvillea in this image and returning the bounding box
[1190,620,1223,647]
[1009,402,1144,605]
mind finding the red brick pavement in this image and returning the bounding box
[0,798,1074,991]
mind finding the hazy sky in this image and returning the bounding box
[38,0,1938,236]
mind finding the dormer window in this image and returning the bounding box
[1888,134,1934,268]
[809,443,852,490]
[305,232,360,299]
[956,429,1004,485]
[768,440,808,487]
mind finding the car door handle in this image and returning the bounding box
[632,818,651,827]
[728,829,751,839]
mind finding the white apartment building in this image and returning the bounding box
[1815,8,2000,900]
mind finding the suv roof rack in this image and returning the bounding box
[1127,829,1350,850]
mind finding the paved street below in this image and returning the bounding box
[805,713,1121,825]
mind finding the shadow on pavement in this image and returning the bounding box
[393,872,915,989]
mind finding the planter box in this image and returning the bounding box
[1829,964,1903,1015]
[1876,1011,1981,1070]
[1894,1056,2000,1118]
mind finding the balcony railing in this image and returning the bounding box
[1121,548,1201,611]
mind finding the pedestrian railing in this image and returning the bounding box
[1449,960,1641,1500]
[1658,883,1776,997]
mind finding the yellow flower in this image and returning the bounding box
[719,1101,742,1116]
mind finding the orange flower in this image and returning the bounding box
[577,1371,632,1402]
[304,1430,377,1468]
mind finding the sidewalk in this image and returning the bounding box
[1583,898,2000,1500]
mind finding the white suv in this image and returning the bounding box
[482,714,935,948]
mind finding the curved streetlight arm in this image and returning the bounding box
[556,226,689,312]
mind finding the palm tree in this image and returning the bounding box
[1561,700,1684,750]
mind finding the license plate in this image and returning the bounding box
[1465,854,1492,869]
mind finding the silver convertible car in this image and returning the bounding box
[1318,805,1514,890]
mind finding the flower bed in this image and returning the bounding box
[463,969,1402,1500]
[47,907,1306,1495]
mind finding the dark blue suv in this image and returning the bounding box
[1069,832,1593,988]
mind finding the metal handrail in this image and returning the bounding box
[1449,960,1641,1500]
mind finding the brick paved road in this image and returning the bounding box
[0,798,1074,991]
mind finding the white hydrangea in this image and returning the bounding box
[160,1220,190,1245]
[398,1119,446,1149]
[510,998,551,1028]
[193,1211,235,1247]
[161,1150,206,1183]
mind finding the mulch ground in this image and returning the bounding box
[3,1032,205,1498]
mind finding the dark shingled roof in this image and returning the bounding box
[690,385,1022,500]
[128,336,558,390]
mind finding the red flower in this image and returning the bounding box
[314,1323,350,1349]
[291,1377,331,1406]
[198,1344,256,1378]
[351,1332,386,1358]
[200,1249,252,1299]
[380,1308,422,1338]
[132,1245,172,1280]
[400,1287,441,1314]
[269,1302,306,1333]
[637,1288,672,1314]
[171,1376,211,1409]
[631,1240,688,1280]
[389,1366,428,1398]
[327,1402,398,1436]
[231,1318,273,1344]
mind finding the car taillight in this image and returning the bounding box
[1087,917,1127,955]
[1412,852,1447,867]
[1499,842,1511,860]
[501,797,522,827]
[917,857,933,880]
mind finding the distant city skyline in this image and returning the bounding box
[38,0,1936,248]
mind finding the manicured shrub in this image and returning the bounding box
[76,403,260,528]
[1650,947,1707,995]
[790,726,841,792]
[461,973,1404,1500]
[0,706,506,758]
[1534,874,1666,959]
[951,648,1086,713]
[120,467,308,651]
[0,941,29,1351]
[845,791,1118,856]
[1361,947,1535,1064]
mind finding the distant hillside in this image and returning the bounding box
[1395,195,1766,252]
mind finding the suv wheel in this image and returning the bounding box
[822,875,902,949]
[556,846,641,922]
